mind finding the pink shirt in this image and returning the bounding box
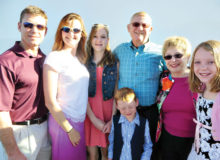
[162,77,196,137]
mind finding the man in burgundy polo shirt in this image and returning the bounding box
[0,6,51,160]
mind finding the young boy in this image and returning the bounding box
[108,88,152,160]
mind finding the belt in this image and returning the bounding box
[12,114,48,125]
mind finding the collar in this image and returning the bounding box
[118,112,140,126]
[11,41,44,58]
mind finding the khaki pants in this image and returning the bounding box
[0,120,51,160]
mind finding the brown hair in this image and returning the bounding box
[114,88,137,105]
[52,13,87,64]
[189,40,220,93]
[20,5,48,24]
[86,24,116,66]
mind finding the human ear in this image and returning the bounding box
[18,22,21,32]
[127,24,131,33]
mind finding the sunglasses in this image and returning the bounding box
[132,22,151,28]
[164,53,183,60]
[61,26,81,34]
[23,22,46,31]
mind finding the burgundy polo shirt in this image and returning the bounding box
[0,41,48,122]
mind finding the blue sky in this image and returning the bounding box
[1,0,220,54]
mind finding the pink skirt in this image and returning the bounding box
[48,114,86,160]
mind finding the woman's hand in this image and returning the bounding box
[68,128,81,146]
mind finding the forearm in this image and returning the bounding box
[0,112,21,156]
[86,103,105,130]
[46,102,73,132]
[86,102,97,122]
[43,64,73,133]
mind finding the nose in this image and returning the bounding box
[201,63,207,69]
[31,26,38,32]
[138,24,144,30]
[171,57,177,61]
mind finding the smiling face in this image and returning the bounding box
[127,14,152,47]
[61,19,82,49]
[193,47,217,87]
[91,28,109,53]
[18,14,47,50]
[164,47,189,77]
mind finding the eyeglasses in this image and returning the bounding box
[132,22,151,28]
[61,26,81,34]
[164,53,183,60]
[23,22,46,31]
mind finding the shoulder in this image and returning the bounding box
[145,42,162,55]
[45,51,64,62]
[46,50,62,58]
[0,49,14,63]
[0,48,20,70]
[113,42,130,53]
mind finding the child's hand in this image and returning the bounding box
[93,117,105,131]
[102,120,112,133]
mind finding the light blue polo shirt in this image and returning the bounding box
[113,41,166,106]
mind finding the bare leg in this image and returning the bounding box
[87,146,98,160]
[101,147,108,160]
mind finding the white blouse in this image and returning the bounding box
[44,51,89,122]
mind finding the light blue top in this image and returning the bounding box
[108,112,152,160]
[113,41,166,106]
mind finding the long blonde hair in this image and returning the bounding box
[189,40,220,93]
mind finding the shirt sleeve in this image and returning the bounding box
[108,120,115,159]
[112,46,119,60]
[141,119,153,160]
[44,51,61,72]
[0,65,15,111]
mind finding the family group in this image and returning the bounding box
[0,5,220,160]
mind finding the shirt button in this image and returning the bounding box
[104,81,106,84]
[103,73,106,76]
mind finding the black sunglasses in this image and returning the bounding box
[164,53,183,60]
[61,26,81,34]
[23,22,46,31]
[132,22,151,28]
